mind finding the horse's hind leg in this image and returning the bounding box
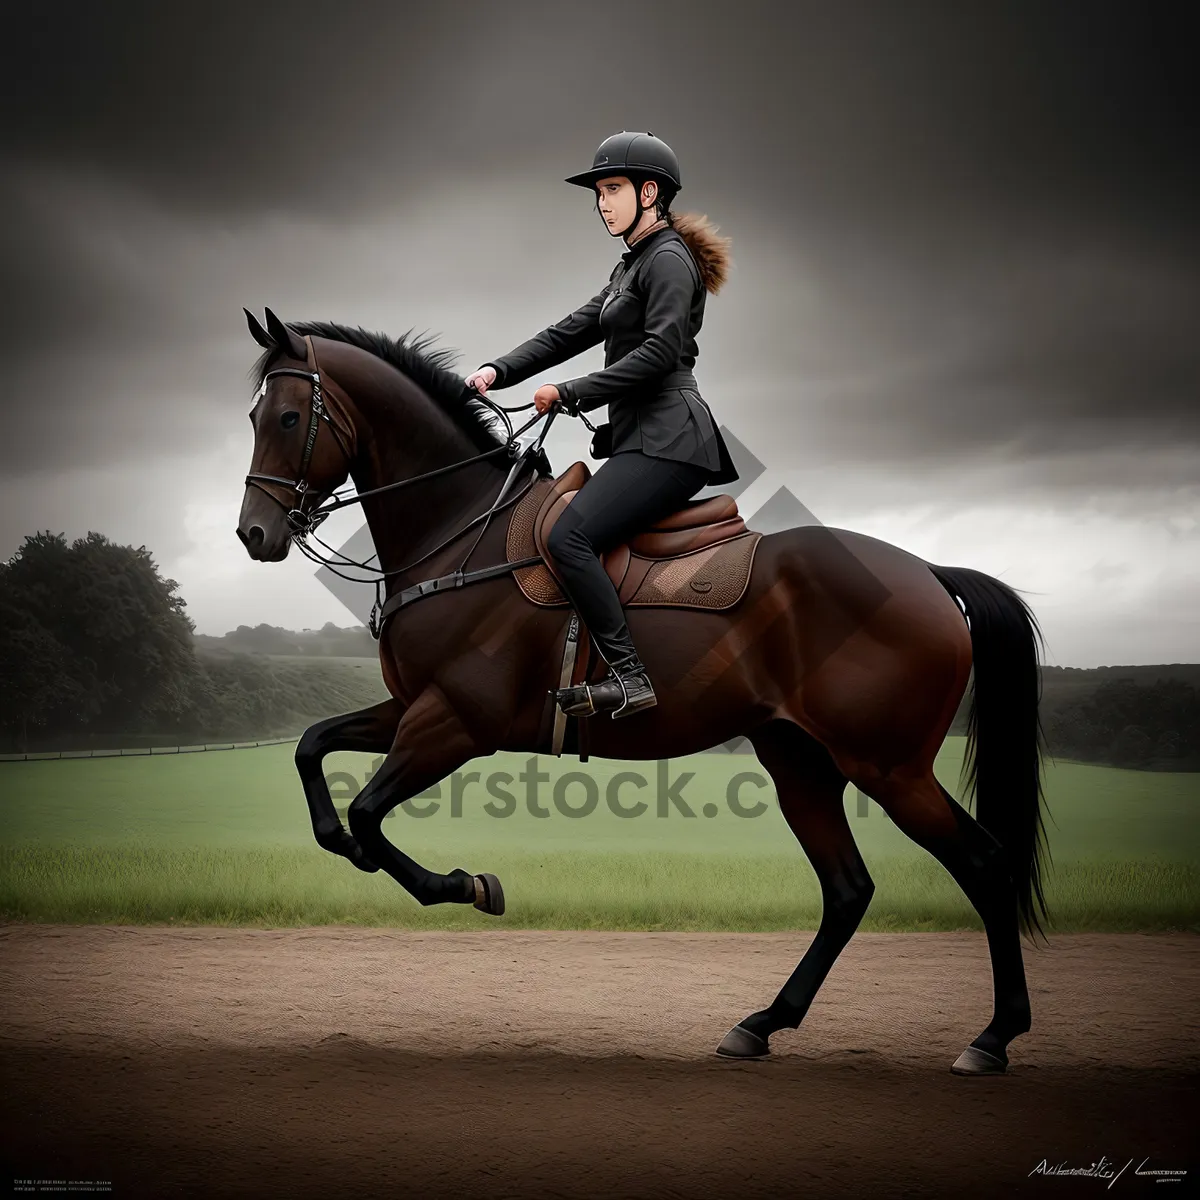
[850,765,1032,1075]
[295,697,405,873]
[718,720,873,1059]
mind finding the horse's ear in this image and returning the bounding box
[264,307,308,361]
[244,307,274,350]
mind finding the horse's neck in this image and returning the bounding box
[348,379,506,586]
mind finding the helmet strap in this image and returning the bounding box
[619,199,643,239]
[618,176,653,240]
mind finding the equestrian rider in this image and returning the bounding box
[465,131,738,720]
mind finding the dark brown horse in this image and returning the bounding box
[237,307,1051,1076]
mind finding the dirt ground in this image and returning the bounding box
[1,926,1196,1199]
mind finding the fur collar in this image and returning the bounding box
[670,211,732,295]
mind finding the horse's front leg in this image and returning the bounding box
[295,697,406,873]
[347,687,503,914]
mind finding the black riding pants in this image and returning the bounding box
[545,449,712,669]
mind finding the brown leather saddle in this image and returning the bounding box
[508,462,762,758]
[507,461,761,610]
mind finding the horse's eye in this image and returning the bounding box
[280,411,300,430]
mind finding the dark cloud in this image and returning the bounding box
[1,0,1196,511]
[0,3,460,216]
[2,1,1193,219]
[758,229,1200,465]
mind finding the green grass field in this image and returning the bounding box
[0,737,1196,931]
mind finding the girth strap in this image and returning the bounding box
[374,554,544,634]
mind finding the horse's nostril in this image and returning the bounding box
[237,524,266,554]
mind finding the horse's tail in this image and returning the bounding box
[926,563,1053,944]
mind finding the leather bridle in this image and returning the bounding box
[243,333,570,637]
[244,335,359,534]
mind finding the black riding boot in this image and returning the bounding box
[542,452,704,721]
[555,647,658,719]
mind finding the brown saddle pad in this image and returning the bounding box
[507,468,762,611]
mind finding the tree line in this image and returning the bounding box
[0,532,384,753]
[1,530,1197,767]
[194,621,377,658]
[1040,677,1199,770]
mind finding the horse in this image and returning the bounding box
[237,306,1052,1076]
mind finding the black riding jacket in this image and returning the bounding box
[483,224,739,485]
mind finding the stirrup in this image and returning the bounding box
[554,657,657,720]
[610,658,657,719]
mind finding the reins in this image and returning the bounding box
[246,335,592,638]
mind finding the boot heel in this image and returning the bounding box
[612,691,657,719]
[610,670,657,719]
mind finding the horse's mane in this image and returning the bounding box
[250,320,508,453]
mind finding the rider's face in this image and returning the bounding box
[595,175,657,235]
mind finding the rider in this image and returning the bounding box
[466,131,738,719]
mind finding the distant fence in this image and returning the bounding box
[0,736,300,763]
[0,735,758,763]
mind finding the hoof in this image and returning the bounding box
[335,832,378,873]
[951,1045,1008,1075]
[350,847,380,874]
[716,1024,770,1059]
[472,872,505,916]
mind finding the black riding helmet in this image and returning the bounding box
[565,131,681,238]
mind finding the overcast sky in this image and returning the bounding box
[1,0,1195,666]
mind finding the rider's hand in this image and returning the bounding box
[534,384,560,415]
[465,365,497,396]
